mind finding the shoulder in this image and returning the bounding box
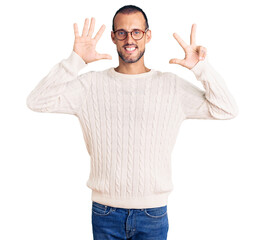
[153,69,177,82]
[78,68,109,80]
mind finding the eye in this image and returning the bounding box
[118,30,126,35]
[133,30,141,35]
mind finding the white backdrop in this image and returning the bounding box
[0,0,264,239]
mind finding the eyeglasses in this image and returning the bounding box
[113,28,149,41]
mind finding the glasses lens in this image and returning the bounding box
[115,29,145,40]
[132,30,143,40]
[116,30,127,40]
[132,29,143,40]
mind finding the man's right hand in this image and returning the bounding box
[73,17,112,64]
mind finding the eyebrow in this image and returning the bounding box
[115,28,142,31]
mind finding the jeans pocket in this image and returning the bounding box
[92,201,113,216]
[144,205,167,218]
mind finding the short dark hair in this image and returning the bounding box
[112,5,149,31]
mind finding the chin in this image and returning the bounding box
[118,50,145,64]
[123,56,139,63]
[124,59,138,63]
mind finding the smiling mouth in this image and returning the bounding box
[124,46,137,53]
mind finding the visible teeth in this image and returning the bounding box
[126,47,135,51]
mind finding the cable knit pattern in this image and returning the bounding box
[126,78,136,197]
[102,75,112,195]
[138,76,150,196]
[114,77,123,197]
[157,77,176,192]
[26,50,239,209]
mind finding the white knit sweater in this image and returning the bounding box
[26,51,238,209]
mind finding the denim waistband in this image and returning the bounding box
[92,200,167,212]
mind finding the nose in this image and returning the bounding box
[126,32,136,44]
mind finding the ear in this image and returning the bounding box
[111,31,116,44]
[146,29,152,43]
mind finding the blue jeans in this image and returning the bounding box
[92,201,169,240]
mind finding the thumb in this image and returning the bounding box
[169,58,184,65]
[97,53,112,60]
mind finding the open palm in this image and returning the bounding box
[73,17,112,64]
[169,24,207,70]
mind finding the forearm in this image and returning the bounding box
[26,51,87,114]
[190,57,239,119]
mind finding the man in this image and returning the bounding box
[26,5,238,240]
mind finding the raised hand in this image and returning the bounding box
[73,18,112,64]
[169,24,207,70]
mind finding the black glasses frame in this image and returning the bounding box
[113,28,149,41]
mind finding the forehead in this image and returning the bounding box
[114,12,146,30]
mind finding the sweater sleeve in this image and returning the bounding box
[26,51,89,116]
[176,56,239,120]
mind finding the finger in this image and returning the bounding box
[198,47,207,60]
[199,47,204,60]
[169,58,185,65]
[190,23,196,46]
[203,50,207,59]
[173,33,188,49]
[81,18,89,37]
[88,17,95,38]
[73,23,79,38]
[97,53,112,60]
[202,47,207,59]
[94,24,106,42]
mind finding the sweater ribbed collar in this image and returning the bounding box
[108,67,155,79]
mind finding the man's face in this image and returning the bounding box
[111,12,151,63]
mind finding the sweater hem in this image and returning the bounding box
[91,190,171,209]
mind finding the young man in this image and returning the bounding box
[26,5,238,240]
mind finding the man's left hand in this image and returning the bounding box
[169,24,207,70]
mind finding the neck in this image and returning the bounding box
[114,57,151,74]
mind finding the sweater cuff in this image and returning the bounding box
[62,50,87,74]
[190,55,210,77]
